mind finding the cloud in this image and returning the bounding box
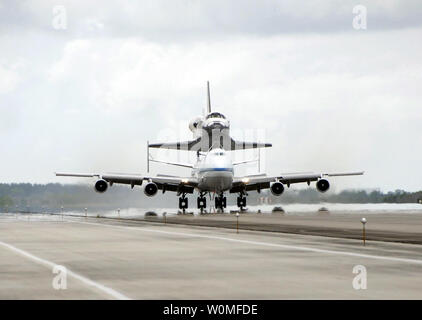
[0,1,421,193]
[0,63,21,94]
[1,0,422,39]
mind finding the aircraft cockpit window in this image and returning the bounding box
[206,112,226,120]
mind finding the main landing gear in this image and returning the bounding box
[237,192,247,211]
[197,192,207,213]
[180,192,231,214]
[179,193,209,214]
[179,193,188,213]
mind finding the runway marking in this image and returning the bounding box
[75,220,422,265]
[0,240,131,300]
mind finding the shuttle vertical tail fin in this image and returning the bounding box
[206,81,211,115]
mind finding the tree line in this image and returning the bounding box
[0,183,421,211]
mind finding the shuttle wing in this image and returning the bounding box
[230,139,272,150]
[55,172,198,194]
[230,171,364,193]
[148,138,272,151]
[148,138,201,151]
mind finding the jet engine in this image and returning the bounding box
[316,179,330,193]
[94,179,108,193]
[270,181,284,196]
[144,182,158,197]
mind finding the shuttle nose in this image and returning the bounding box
[204,120,228,130]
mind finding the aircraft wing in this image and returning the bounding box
[230,171,364,193]
[55,172,198,194]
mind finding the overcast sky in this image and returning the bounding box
[1,0,422,192]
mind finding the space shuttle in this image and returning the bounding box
[148,82,272,152]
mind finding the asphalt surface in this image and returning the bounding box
[0,213,421,299]
[143,211,422,244]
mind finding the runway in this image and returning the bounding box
[0,213,421,299]
[143,211,422,244]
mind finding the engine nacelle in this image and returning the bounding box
[144,182,158,197]
[270,181,284,196]
[316,179,330,193]
[94,179,108,193]
[189,117,202,132]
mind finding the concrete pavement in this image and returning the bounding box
[0,214,421,299]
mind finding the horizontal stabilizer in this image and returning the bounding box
[323,171,365,177]
[233,158,259,166]
[56,172,99,177]
[149,158,193,168]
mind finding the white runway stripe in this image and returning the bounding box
[76,220,422,265]
[0,240,131,300]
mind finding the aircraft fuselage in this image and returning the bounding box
[193,148,234,193]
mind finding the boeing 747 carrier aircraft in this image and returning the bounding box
[56,83,363,211]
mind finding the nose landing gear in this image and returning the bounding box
[215,193,227,212]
